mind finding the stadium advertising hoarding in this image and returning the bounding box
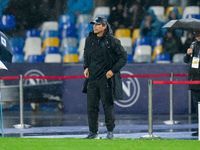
[1,63,188,114]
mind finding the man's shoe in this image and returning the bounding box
[106,131,114,139]
[191,131,198,136]
[84,132,99,139]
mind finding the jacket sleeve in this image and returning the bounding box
[183,41,195,63]
[110,37,127,73]
[83,37,89,69]
[183,54,191,63]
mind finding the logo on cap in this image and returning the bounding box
[1,36,6,47]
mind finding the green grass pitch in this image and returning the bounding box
[0,138,200,150]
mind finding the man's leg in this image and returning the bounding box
[100,78,115,138]
[87,81,100,133]
[192,90,200,119]
[191,90,200,136]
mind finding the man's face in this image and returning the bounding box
[194,31,200,41]
[145,14,152,22]
[169,11,176,19]
[93,24,107,35]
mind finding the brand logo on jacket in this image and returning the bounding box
[114,71,140,107]
[23,69,47,85]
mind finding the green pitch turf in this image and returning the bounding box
[0,138,200,150]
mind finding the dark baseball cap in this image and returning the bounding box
[90,16,107,25]
[194,29,200,36]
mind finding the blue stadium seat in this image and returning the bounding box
[154,53,171,63]
[172,53,185,63]
[59,14,75,30]
[152,37,163,51]
[133,37,150,53]
[12,54,24,63]
[43,46,59,56]
[12,46,23,55]
[77,22,93,43]
[10,37,24,48]
[186,14,200,19]
[133,45,152,63]
[59,22,76,42]
[127,54,133,63]
[61,46,78,59]
[25,29,40,38]
[134,37,150,46]
[27,55,44,63]
[44,54,61,63]
[42,30,58,43]
[0,15,15,30]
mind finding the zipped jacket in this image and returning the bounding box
[83,24,127,99]
[184,41,200,90]
[83,24,127,77]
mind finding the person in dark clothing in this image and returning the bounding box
[139,8,162,44]
[183,29,200,136]
[182,31,195,53]
[108,2,126,33]
[83,16,127,139]
[162,29,182,60]
[124,1,145,31]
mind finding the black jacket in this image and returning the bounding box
[83,24,127,79]
[183,41,200,90]
[83,24,127,99]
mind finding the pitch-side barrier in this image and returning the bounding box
[142,79,200,139]
[0,73,188,132]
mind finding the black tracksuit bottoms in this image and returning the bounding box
[87,76,115,133]
[191,89,200,117]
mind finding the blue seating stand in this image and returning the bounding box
[0,91,4,138]
[25,29,40,39]
[0,15,15,30]
[27,55,44,63]
[61,46,78,59]
[133,37,150,54]
[77,22,93,43]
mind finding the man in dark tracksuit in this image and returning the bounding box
[184,30,200,136]
[83,16,127,139]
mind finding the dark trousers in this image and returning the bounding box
[191,89,200,118]
[87,77,115,133]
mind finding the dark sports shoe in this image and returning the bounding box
[106,131,114,139]
[191,131,198,136]
[84,132,99,139]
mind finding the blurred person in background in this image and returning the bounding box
[123,1,145,31]
[38,0,61,22]
[162,7,181,36]
[5,0,41,29]
[139,8,162,44]
[4,0,64,36]
[183,29,200,136]
[141,0,168,10]
[66,0,94,16]
[182,31,195,53]
[162,29,182,60]
[107,0,129,9]
[108,2,126,33]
